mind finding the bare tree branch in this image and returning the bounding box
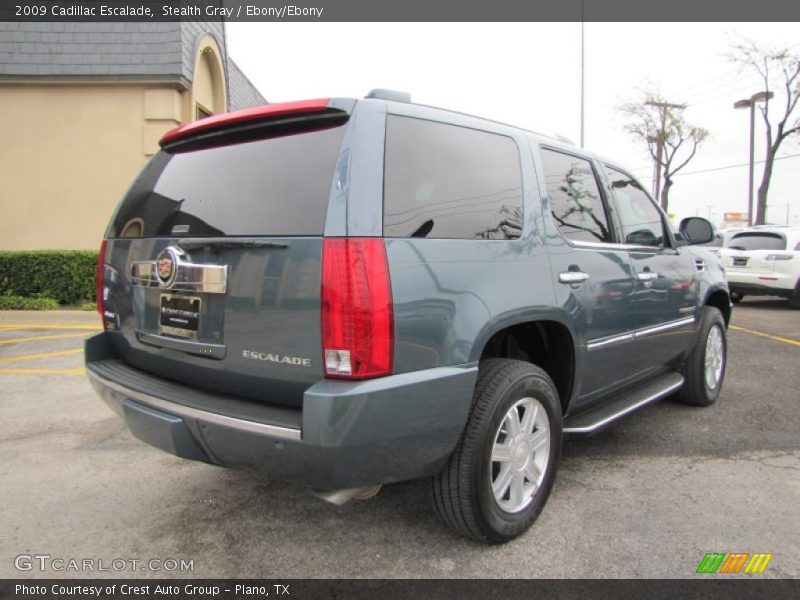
[617,87,708,211]
[730,38,800,224]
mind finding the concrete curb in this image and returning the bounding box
[0,310,102,326]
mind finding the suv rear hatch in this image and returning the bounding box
[99,100,351,409]
[724,231,787,273]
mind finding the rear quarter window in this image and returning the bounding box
[383,116,524,240]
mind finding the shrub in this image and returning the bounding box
[0,251,98,305]
[0,295,60,310]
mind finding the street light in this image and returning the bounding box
[734,91,774,226]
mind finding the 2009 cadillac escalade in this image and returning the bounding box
[87,90,730,543]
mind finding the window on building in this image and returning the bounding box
[604,166,665,248]
[540,148,612,243]
[383,116,524,239]
[196,104,213,120]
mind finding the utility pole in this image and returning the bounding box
[645,100,686,203]
[580,2,585,148]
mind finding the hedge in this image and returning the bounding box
[0,251,98,305]
[0,295,60,311]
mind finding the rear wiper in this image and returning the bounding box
[177,239,289,250]
[728,246,746,251]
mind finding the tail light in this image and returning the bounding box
[321,238,393,379]
[96,239,108,330]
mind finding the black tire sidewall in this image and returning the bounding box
[474,368,562,541]
[695,309,727,403]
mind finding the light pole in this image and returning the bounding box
[734,91,773,226]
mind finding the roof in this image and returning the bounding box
[0,22,183,79]
[0,22,266,109]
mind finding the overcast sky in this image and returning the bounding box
[226,22,800,226]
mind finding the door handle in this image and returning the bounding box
[559,271,590,284]
[636,271,659,281]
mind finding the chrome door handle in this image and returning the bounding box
[636,271,659,281]
[559,271,590,284]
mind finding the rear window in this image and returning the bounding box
[727,233,786,251]
[383,116,524,239]
[109,125,346,238]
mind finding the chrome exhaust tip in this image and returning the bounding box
[313,484,382,506]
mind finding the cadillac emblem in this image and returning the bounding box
[155,247,180,287]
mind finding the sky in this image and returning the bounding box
[226,22,800,227]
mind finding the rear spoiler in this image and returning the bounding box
[159,98,348,149]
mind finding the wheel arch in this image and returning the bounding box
[471,312,577,414]
[704,286,731,327]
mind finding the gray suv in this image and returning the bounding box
[87,91,730,543]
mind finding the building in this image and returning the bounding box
[0,22,266,250]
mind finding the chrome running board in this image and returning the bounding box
[564,372,685,434]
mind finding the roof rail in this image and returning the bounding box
[366,89,411,103]
[553,132,576,145]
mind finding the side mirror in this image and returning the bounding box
[679,217,715,245]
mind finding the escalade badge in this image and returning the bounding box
[156,247,180,287]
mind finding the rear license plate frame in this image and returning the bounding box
[159,293,201,339]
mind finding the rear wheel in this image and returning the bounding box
[676,306,727,407]
[788,282,800,310]
[432,359,562,543]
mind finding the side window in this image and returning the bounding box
[604,167,666,248]
[383,116,523,239]
[540,148,613,243]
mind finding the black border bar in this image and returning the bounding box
[2,0,800,22]
[2,579,800,600]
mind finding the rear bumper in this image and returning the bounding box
[85,332,477,490]
[726,270,797,296]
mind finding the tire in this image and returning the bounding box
[788,282,800,310]
[676,306,727,407]
[431,359,562,544]
[730,292,744,304]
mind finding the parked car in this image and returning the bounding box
[718,225,800,308]
[86,91,731,543]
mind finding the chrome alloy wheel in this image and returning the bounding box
[704,324,724,390]
[490,397,550,513]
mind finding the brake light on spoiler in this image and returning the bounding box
[159,98,332,147]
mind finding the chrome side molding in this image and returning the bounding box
[587,316,695,351]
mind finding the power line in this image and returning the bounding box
[673,152,800,177]
[629,152,800,176]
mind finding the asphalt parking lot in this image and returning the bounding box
[1,299,798,579]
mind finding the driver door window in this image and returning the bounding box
[604,167,665,248]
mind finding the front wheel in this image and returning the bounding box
[730,292,744,304]
[676,306,727,406]
[431,359,562,543]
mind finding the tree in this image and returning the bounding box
[729,40,800,225]
[618,90,708,212]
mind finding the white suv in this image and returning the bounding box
[719,226,800,308]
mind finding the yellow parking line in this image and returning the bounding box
[0,348,83,364]
[0,332,92,346]
[0,324,101,331]
[0,367,85,375]
[730,325,800,348]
